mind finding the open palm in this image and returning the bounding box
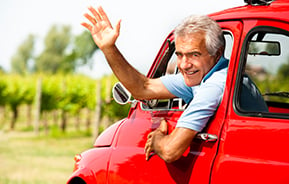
[81,6,121,50]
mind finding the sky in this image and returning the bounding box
[0,0,244,78]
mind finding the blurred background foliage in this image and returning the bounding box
[0,24,133,184]
[0,24,130,135]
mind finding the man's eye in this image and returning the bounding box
[175,52,183,57]
[187,52,199,58]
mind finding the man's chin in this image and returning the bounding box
[182,73,202,87]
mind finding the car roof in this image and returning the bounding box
[209,0,289,22]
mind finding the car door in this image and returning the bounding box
[107,20,242,184]
[106,33,191,184]
[211,19,289,184]
[185,20,243,184]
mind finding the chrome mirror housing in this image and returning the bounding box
[112,82,132,105]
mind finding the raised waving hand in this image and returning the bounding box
[81,6,121,51]
[80,5,172,101]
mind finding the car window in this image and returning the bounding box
[236,27,289,116]
[223,31,233,60]
[143,31,234,110]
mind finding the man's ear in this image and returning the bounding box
[215,47,224,61]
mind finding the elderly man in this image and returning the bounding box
[82,6,227,163]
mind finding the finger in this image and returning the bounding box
[145,151,150,160]
[144,138,152,152]
[159,119,168,134]
[145,138,151,148]
[145,151,149,160]
[88,6,102,22]
[98,6,112,27]
[81,22,93,32]
[147,131,154,139]
[145,147,153,160]
[144,144,150,157]
[114,19,121,35]
[83,13,96,25]
[144,143,149,153]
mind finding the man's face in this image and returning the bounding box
[175,32,216,87]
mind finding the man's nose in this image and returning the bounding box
[180,57,192,68]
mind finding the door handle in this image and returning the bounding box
[195,133,218,142]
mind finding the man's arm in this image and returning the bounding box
[145,119,197,163]
[100,45,174,100]
[81,6,174,100]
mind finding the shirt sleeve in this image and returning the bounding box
[160,73,193,104]
[176,68,227,132]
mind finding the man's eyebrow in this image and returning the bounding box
[175,51,182,55]
[175,51,202,55]
[187,51,202,55]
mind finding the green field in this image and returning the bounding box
[0,131,93,184]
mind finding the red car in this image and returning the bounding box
[67,0,289,183]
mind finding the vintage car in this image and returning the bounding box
[67,0,289,183]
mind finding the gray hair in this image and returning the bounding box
[174,15,224,56]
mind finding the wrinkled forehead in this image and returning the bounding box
[175,32,206,47]
[175,30,206,42]
[175,34,208,55]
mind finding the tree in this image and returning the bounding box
[35,25,98,74]
[11,34,35,75]
[35,25,72,74]
[11,25,98,75]
[73,31,98,68]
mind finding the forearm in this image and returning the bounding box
[152,132,176,163]
[152,132,185,163]
[102,45,148,98]
[82,6,153,99]
[152,128,197,163]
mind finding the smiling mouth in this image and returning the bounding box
[185,70,199,75]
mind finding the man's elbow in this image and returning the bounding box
[160,147,182,163]
[132,94,146,101]
[131,88,149,100]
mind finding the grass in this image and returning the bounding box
[0,130,93,184]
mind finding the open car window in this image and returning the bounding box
[142,31,233,110]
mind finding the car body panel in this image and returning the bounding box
[69,148,111,184]
[210,0,289,23]
[94,120,124,147]
[210,17,289,184]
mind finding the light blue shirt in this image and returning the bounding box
[160,56,229,132]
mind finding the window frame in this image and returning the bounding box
[234,25,289,119]
[141,30,234,111]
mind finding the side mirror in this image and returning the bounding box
[112,82,132,105]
